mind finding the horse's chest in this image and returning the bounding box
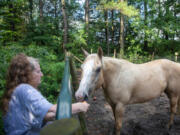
[103,86,131,104]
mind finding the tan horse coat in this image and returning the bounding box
[75,48,180,135]
[102,57,180,105]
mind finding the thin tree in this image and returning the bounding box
[61,0,68,52]
[8,1,16,41]
[29,0,33,21]
[52,0,58,30]
[105,10,110,56]
[85,0,89,33]
[111,10,114,45]
[85,0,90,45]
[157,0,161,38]
[119,0,124,57]
[39,0,44,22]
[143,0,148,51]
[164,0,169,40]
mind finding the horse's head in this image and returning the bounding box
[75,47,104,101]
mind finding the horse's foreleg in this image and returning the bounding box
[115,103,124,135]
[168,95,178,129]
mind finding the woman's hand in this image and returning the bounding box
[72,102,90,114]
[44,102,90,122]
[44,104,57,122]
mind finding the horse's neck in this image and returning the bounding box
[101,57,130,89]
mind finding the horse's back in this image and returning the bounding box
[103,58,180,104]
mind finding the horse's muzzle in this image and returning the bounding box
[75,91,88,102]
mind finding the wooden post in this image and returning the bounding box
[113,49,116,58]
[90,48,93,54]
[151,52,154,60]
[69,53,89,135]
[69,53,79,91]
[175,52,178,62]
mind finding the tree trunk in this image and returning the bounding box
[54,0,58,31]
[9,3,15,32]
[29,0,33,21]
[85,0,89,33]
[61,0,68,52]
[105,11,110,56]
[173,2,177,40]
[111,10,114,45]
[157,0,161,37]
[144,0,148,51]
[119,0,124,57]
[39,0,43,22]
[164,1,169,40]
[8,2,16,41]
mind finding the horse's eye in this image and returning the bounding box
[95,67,101,73]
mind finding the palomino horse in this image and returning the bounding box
[75,47,180,135]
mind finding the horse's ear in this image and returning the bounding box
[97,47,103,60]
[81,47,89,57]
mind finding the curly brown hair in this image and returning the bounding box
[1,53,38,115]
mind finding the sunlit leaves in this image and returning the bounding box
[97,1,139,17]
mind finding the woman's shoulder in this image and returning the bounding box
[15,83,34,91]
[14,83,37,97]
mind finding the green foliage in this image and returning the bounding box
[126,0,179,56]
[125,50,151,64]
[40,61,65,103]
[0,0,28,44]
[154,40,180,56]
[66,28,87,49]
[23,18,62,52]
[97,1,139,17]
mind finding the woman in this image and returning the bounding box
[1,53,89,135]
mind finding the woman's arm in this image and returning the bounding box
[72,102,90,114]
[44,102,90,122]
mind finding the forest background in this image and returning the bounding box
[0,0,179,134]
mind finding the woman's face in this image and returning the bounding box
[31,63,43,88]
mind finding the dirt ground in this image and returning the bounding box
[84,88,180,135]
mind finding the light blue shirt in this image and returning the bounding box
[3,84,53,135]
